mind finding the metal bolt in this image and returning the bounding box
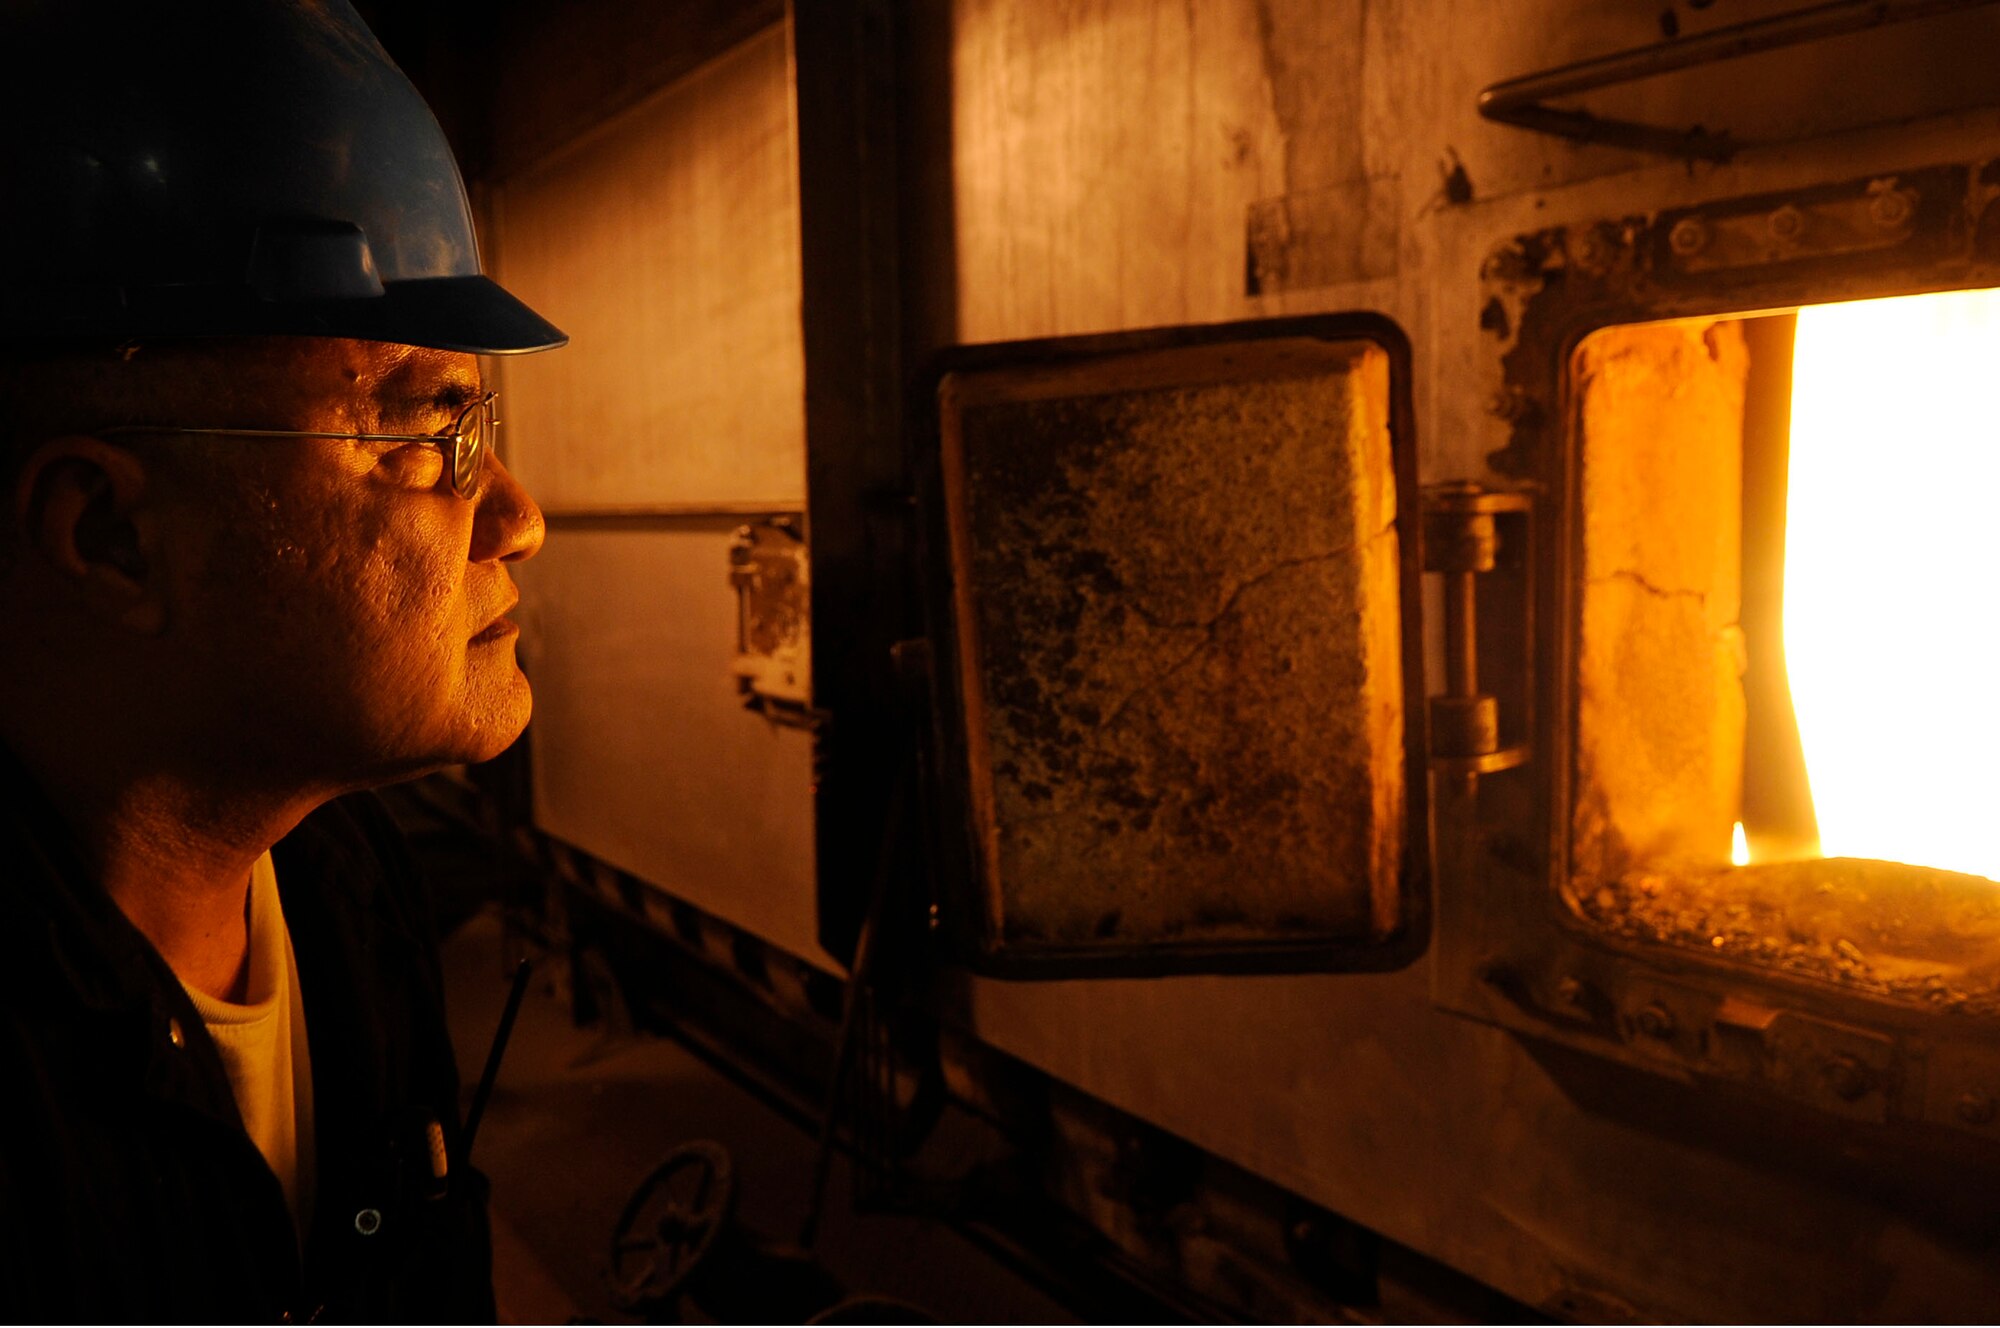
[1767,204,1806,243]
[1824,1054,1873,1102]
[1668,216,1711,257]
[353,1208,383,1237]
[1869,189,1913,230]
[1635,1003,1676,1040]
[1955,1091,1996,1126]
[1572,227,1613,271]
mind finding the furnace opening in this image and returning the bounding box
[1568,290,2000,1010]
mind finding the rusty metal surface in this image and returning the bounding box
[940,339,1404,956]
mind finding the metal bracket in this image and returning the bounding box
[1422,483,1531,791]
[728,517,826,731]
[1507,967,1909,1126]
[1476,0,2000,163]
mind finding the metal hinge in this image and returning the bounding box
[1422,483,1532,791]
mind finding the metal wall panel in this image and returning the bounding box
[489,26,805,510]
[515,525,824,969]
[485,22,820,965]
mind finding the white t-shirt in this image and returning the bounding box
[177,851,316,1237]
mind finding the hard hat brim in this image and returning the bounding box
[305,275,570,356]
[2,274,567,357]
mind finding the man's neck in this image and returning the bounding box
[98,797,270,1003]
[13,736,319,1002]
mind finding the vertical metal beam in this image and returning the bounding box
[791,0,910,964]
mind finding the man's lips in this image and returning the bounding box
[471,595,520,644]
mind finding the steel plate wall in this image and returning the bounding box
[489,26,805,510]
[486,23,819,963]
[514,526,823,968]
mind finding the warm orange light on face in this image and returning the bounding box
[1784,289,2000,881]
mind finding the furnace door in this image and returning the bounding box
[926,317,1427,977]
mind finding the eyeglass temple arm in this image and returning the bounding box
[100,425,453,442]
[97,392,493,444]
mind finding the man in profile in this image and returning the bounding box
[0,2,564,1319]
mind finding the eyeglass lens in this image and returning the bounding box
[452,396,494,497]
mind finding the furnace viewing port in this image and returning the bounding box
[1568,290,2000,1012]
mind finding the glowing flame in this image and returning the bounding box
[1784,290,2000,881]
[1731,821,1750,867]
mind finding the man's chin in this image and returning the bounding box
[393,679,532,777]
[457,684,533,767]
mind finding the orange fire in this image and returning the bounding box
[1783,289,2000,881]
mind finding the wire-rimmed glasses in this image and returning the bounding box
[98,390,499,498]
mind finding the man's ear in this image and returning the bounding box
[14,435,166,634]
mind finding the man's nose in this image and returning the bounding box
[470,452,545,564]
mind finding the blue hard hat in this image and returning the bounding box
[0,0,565,355]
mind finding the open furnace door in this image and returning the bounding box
[924,316,1428,977]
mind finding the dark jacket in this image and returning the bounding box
[0,757,496,1323]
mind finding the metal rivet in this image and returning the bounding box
[353,1208,382,1237]
[1571,227,1613,271]
[1767,204,1806,242]
[1668,216,1710,257]
[1870,189,1913,230]
[1955,1091,1995,1126]
[167,1017,186,1050]
[1635,1003,1676,1040]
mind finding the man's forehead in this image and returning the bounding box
[115,337,476,404]
[320,341,482,404]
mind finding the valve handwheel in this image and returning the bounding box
[608,1140,736,1313]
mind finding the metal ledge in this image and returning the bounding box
[1477,0,2000,162]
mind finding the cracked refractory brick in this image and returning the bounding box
[942,337,1405,951]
